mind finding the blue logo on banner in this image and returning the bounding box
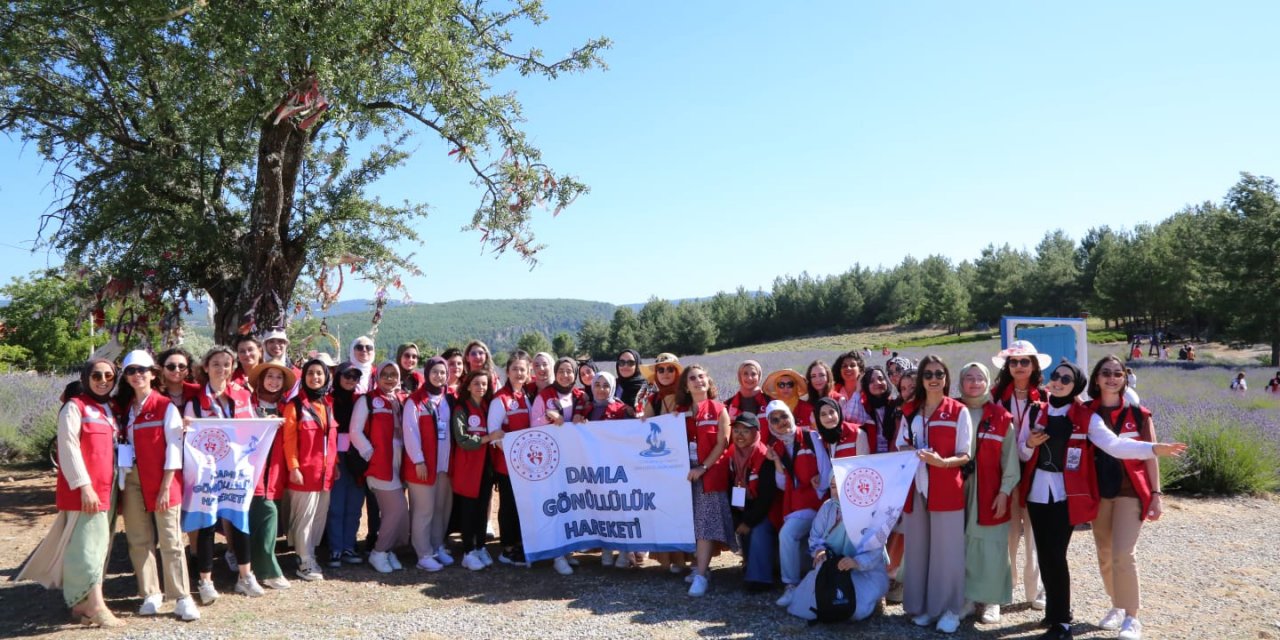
[640,422,671,457]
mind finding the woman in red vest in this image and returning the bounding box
[530,356,588,575]
[895,355,972,634]
[451,369,501,571]
[582,371,630,422]
[117,350,199,621]
[350,361,410,573]
[184,345,261,603]
[487,351,535,567]
[764,399,821,608]
[804,359,843,417]
[856,366,895,454]
[396,343,424,395]
[233,335,263,390]
[284,358,339,581]
[1086,355,1168,640]
[763,369,813,428]
[404,355,455,571]
[156,347,200,412]
[957,362,1018,625]
[725,360,768,432]
[1019,359,1185,640]
[18,359,122,627]
[726,412,780,592]
[676,365,734,597]
[247,361,296,591]
[832,350,867,423]
[641,352,682,417]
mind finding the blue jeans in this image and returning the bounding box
[326,464,365,556]
[779,513,816,586]
[738,519,778,586]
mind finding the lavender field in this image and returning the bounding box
[0,372,72,462]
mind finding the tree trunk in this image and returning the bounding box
[1271,338,1278,367]
[211,120,310,345]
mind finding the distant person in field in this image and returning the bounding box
[1185,343,1196,361]
[1128,342,1141,361]
[1230,372,1247,392]
[1125,367,1137,390]
[1159,344,1169,360]
[1266,372,1280,394]
[1177,345,1188,361]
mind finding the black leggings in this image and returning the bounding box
[197,523,250,574]
[1027,500,1074,625]
[495,473,522,549]
[456,465,495,552]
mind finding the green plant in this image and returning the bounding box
[1161,420,1280,495]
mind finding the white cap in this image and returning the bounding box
[121,350,155,370]
[261,328,289,344]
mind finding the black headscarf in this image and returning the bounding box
[552,356,578,395]
[421,356,447,397]
[816,396,845,445]
[331,362,357,430]
[300,358,332,402]
[1048,359,1086,408]
[614,349,645,407]
[79,358,117,405]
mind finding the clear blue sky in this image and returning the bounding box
[2,1,1277,306]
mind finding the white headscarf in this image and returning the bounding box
[349,336,375,394]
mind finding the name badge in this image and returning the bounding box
[1065,447,1082,471]
[688,441,699,463]
[116,443,135,468]
[438,424,448,441]
[731,486,747,508]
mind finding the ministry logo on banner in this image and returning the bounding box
[504,414,695,562]
[831,451,920,552]
[181,418,282,534]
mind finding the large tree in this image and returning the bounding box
[1217,173,1280,365]
[1,1,608,344]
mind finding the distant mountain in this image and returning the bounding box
[302,298,616,353]
[182,298,407,327]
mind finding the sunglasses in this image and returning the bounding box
[776,380,795,389]
[768,414,790,425]
[656,366,677,374]
[1007,357,1034,368]
[340,371,363,380]
[617,359,637,367]
[123,366,150,377]
[920,369,945,381]
[1099,370,1126,379]
[1049,371,1075,385]
[90,371,115,382]
[354,344,374,352]
[163,362,188,372]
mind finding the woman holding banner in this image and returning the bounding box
[641,353,682,417]
[530,357,589,575]
[676,365,735,597]
[895,355,971,634]
[247,362,295,590]
[17,359,124,627]
[185,345,262,603]
[157,347,200,411]
[284,358,339,582]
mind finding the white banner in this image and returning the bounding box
[181,418,282,533]
[831,451,920,552]
[503,414,696,562]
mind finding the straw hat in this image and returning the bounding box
[248,361,297,393]
[992,339,1053,371]
[640,353,682,383]
[762,369,808,398]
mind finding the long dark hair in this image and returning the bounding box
[114,363,158,410]
[1086,354,1127,401]
[991,357,1044,401]
[460,369,495,408]
[156,347,194,383]
[911,354,952,407]
[675,364,718,407]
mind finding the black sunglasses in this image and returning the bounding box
[1049,371,1075,385]
[776,380,795,389]
[163,362,188,372]
[920,369,945,380]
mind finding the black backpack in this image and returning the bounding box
[808,555,857,625]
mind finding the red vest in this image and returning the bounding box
[725,391,769,424]
[791,401,815,430]
[583,398,630,421]
[402,394,446,486]
[771,431,821,514]
[362,390,405,483]
[287,396,338,492]
[682,399,729,494]
[535,386,586,426]
[128,392,183,511]
[826,422,862,459]
[1020,401,1100,526]
[972,402,1014,526]
[904,397,966,513]
[491,386,531,475]
[729,443,784,530]
[193,383,255,419]
[55,396,117,512]
[254,413,287,500]
[1090,400,1156,519]
[451,399,491,499]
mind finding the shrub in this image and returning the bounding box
[1161,420,1280,495]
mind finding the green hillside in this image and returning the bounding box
[309,299,616,355]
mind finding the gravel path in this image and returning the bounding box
[2,469,1277,640]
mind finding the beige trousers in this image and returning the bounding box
[1092,496,1145,614]
[406,474,453,558]
[121,469,189,601]
[286,489,330,563]
[1008,497,1040,602]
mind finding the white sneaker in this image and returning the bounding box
[1118,616,1143,640]
[416,555,444,572]
[197,579,218,605]
[295,559,325,581]
[776,585,796,607]
[386,551,403,570]
[225,550,238,572]
[1031,588,1047,610]
[601,550,615,566]
[138,593,163,616]
[461,550,486,571]
[174,596,200,622]
[368,550,394,574]
[478,548,495,567]
[1099,607,1125,631]
[912,614,934,627]
[553,555,574,576]
[936,611,960,634]
[615,553,632,569]
[262,576,291,590]
[435,546,455,566]
[235,573,265,597]
[688,573,709,597]
[980,604,1001,624]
